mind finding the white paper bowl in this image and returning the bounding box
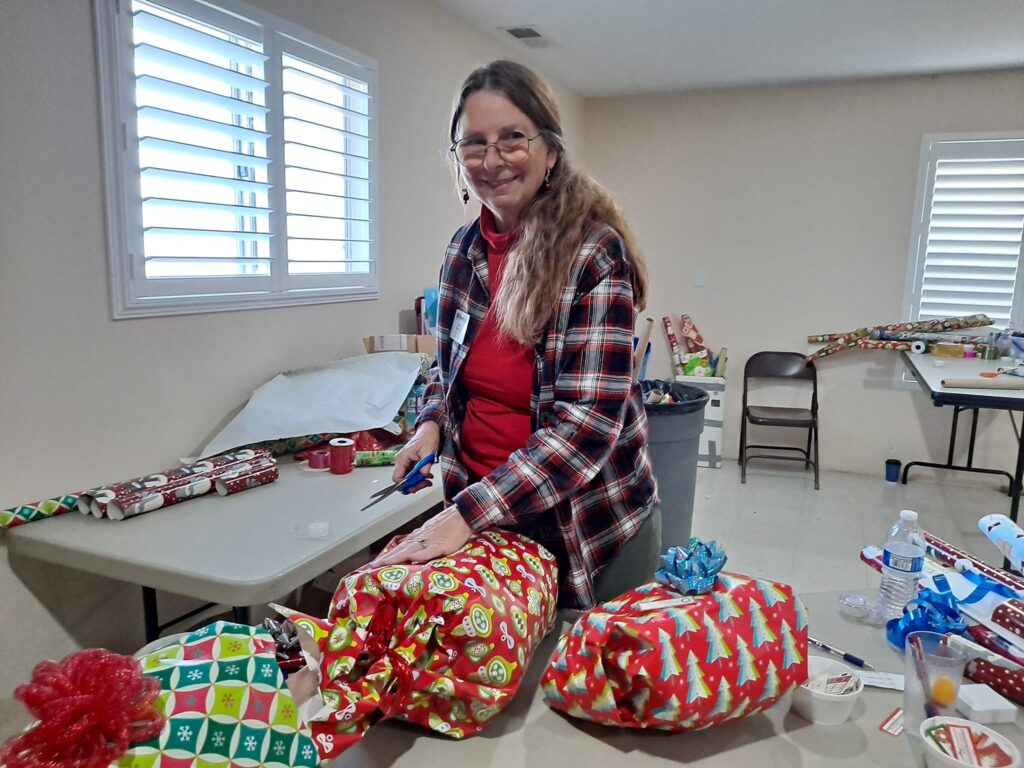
[919,716,1021,768]
[790,656,863,725]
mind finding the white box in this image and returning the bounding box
[675,375,726,469]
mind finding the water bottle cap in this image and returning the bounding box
[899,509,918,522]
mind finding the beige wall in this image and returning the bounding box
[583,69,1024,476]
[0,0,582,716]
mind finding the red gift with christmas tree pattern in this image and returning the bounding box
[275,530,558,761]
[540,572,808,730]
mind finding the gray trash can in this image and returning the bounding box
[642,379,709,551]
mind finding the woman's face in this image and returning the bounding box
[456,89,556,232]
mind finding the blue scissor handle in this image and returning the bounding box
[398,452,436,494]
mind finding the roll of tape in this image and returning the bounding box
[910,340,927,354]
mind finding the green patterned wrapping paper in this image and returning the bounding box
[246,434,339,456]
[117,622,320,767]
[1,494,80,529]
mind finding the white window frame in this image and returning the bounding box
[901,132,1024,331]
[95,0,379,318]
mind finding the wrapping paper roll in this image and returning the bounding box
[662,316,684,375]
[1,494,80,529]
[877,314,992,334]
[679,313,705,353]
[856,340,911,351]
[940,377,1024,390]
[215,463,279,496]
[910,340,927,354]
[964,657,1024,705]
[84,448,267,518]
[921,531,1024,596]
[979,514,1024,574]
[107,453,275,520]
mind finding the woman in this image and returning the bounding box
[373,60,658,609]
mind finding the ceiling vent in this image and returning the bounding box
[500,25,553,49]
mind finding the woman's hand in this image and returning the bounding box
[392,421,440,493]
[368,506,474,567]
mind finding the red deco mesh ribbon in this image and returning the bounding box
[1,649,164,768]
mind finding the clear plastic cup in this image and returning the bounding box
[903,631,968,760]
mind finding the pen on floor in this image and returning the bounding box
[807,636,876,670]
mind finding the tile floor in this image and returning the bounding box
[692,460,1014,597]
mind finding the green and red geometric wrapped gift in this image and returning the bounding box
[541,572,808,730]
[276,530,559,762]
[120,621,320,767]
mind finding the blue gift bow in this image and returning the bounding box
[886,587,967,648]
[654,537,727,595]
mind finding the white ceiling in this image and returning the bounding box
[434,0,1024,97]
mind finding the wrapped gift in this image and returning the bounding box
[276,531,559,761]
[116,621,320,766]
[541,572,808,730]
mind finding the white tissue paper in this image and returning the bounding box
[198,352,422,458]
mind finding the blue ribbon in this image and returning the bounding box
[655,537,727,595]
[886,587,968,648]
[934,571,1018,605]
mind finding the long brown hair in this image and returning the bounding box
[449,60,648,345]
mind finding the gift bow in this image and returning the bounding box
[655,537,727,595]
[886,583,968,649]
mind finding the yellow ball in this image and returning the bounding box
[931,675,957,708]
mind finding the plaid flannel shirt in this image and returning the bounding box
[417,218,658,609]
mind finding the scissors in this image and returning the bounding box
[361,452,436,511]
[980,363,1024,378]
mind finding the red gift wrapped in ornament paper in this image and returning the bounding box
[275,530,558,762]
[541,572,808,730]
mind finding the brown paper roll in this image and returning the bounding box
[940,377,1024,390]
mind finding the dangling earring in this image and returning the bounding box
[462,187,470,204]
[543,168,552,191]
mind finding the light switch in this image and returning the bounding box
[695,269,706,288]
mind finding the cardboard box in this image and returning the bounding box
[675,375,726,469]
[363,334,436,358]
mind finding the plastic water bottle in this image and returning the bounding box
[878,509,925,620]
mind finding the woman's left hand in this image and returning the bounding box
[368,505,474,567]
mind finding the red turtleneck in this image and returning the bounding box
[460,207,535,480]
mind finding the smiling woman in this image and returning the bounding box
[369,60,662,610]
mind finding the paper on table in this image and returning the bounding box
[199,352,423,458]
[860,671,905,690]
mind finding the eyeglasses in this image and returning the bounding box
[450,131,543,168]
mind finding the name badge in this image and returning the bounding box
[451,310,470,345]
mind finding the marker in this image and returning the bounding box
[808,636,876,670]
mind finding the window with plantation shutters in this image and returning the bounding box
[903,135,1024,329]
[96,0,378,318]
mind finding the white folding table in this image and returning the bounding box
[6,459,444,640]
[901,353,1024,529]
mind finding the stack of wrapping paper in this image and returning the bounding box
[115,621,321,766]
[541,573,808,730]
[79,448,278,519]
[807,314,992,361]
[275,530,559,762]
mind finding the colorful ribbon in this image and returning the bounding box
[655,537,727,595]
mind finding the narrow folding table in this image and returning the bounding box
[901,353,1024,526]
[7,460,444,641]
